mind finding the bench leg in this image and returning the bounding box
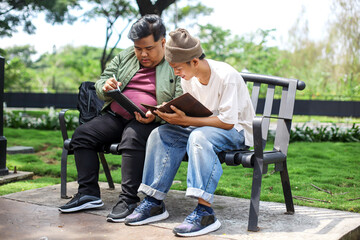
[99,153,115,189]
[248,157,263,232]
[280,161,294,214]
[60,147,70,199]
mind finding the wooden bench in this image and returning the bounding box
[59,72,305,231]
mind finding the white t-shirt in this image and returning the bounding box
[181,59,255,146]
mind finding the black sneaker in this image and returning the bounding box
[58,193,104,213]
[106,199,137,223]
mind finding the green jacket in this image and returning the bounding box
[95,47,183,122]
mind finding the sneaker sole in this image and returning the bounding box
[174,219,221,237]
[59,200,104,213]
[106,217,126,223]
[125,210,169,226]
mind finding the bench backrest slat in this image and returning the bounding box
[274,80,298,155]
[261,84,275,149]
[251,82,261,111]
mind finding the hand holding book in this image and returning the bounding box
[141,93,212,117]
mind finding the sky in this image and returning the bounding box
[1,0,333,58]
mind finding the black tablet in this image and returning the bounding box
[105,89,146,118]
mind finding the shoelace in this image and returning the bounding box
[185,206,208,224]
[135,198,155,213]
[112,199,125,209]
[68,193,82,204]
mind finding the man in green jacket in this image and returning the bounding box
[59,15,182,223]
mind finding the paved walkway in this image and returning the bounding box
[1,182,359,240]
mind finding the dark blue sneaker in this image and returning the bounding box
[58,193,104,213]
[124,197,169,225]
[173,205,221,237]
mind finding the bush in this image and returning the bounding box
[3,109,360,143]
[4,107,79,130]
[290,123,360,142]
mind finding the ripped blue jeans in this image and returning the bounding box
[138,124,245,204]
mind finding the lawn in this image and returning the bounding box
[1,127,359,213]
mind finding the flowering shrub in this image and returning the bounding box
[290,123,360,142]
[3,109,360,142]
[4,107,79,130]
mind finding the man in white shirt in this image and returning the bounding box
[126,28,255,237]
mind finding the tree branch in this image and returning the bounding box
[136,0,176,16]
[136,0,156,16]
[154,0,176,15]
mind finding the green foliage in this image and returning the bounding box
[290,123,360,142]
[2,45,106,92]
[198,25,289,77]
[0,0,80,37]
[4,108,79,130]
[83,0,138,71]
[34,45,105,92]
[284,0,360,100]
[162,1,213,30]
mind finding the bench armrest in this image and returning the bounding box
[252,115,267,152]
[59,109,70,142]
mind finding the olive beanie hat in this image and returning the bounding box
[165,28,203,63]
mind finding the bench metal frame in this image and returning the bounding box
[59,72,305,231]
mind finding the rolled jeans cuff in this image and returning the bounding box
[186,187,214,204]
[138,183,167,201]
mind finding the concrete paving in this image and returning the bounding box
[1,182,359,240]
[0,170,34,184]
[6,146,34,154]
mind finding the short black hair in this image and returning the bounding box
[186,53,206,65]
[128,14,166,42]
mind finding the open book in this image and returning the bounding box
[141,93,212,117]
[105,89,146,118]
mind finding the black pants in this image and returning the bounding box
[70,112,160,204]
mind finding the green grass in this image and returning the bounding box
[1,128,359,213]
[292,115,360,124]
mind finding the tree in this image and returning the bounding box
[33,45,103,92]
[284,0,360,99]
[1,45,36,91]
[198,24,286,76]
[285,6,331,99]
[327,0,360,98]
[0,0,80,37]
[83,0,138,72]
[162,1,213,30]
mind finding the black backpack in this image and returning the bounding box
[77,81,104,124]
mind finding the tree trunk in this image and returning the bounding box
[136,0,176,16]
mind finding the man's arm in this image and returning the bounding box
[95,55,121,101]
[155,105,234,130]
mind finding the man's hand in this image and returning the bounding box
[155,105,190,126]
[134,110,156,124]
[102,77,122,92]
